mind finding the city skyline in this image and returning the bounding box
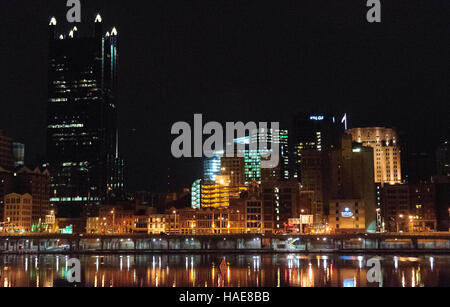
[0,0,450,291]
[0,0,448,193]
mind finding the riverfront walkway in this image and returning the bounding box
[1,233,450,254]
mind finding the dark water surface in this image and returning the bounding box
[1,253,449,287]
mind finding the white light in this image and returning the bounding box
[95,14,102,23]
[111,27,118,36]
[59,35,64,40]
[69,30,74,38]
[49,17,57,26]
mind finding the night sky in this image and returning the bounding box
[0,0,448,192]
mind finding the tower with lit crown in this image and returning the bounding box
[46,15,124,218]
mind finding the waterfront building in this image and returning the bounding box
[409,183,437,232]
[328,199,366,233]
[433,176,450,231]
[147,214,167,234]
[379,182,439,232]
[346,127,402,184]
[328,135,377,233]
[379,183,410,232]
[299,149,329,225]
[0,166,50,230]
[260,181,300,234]
[86,217,101,234]
[3,193,32,233]
[46,15,124,218]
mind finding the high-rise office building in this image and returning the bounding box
[291,113,343,181]
[0,130,14,171]
[234,128,289,184]
[12,143,25,167]
[290,113,343,225]
[436,141,449,177]
[346,127,402,184]
[46,15,124,218]
[328,135,377,233]
[300,149,328,224]
[220,156,245,186]
[203,154,221,183]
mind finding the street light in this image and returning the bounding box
[408,216,414,233]
[173,210,177,234]
[111,209,116,234]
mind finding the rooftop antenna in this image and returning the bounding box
[341,114,348,130]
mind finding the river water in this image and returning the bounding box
[0,253,449,287]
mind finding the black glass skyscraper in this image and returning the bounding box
[46,15,123,218]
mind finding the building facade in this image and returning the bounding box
[328,135,377,232]
[3,193,33,233]
[347,127,402,184]
[46,15,124,218]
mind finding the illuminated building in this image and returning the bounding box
[235,128,290,184]
[3,193,32,233]
[164,206,246,235]
[245,198,264,234]
[291,113,343,181]
[86,217,101,234]
[97,206,134,234]
[299,149,328,224]
[379,182,438,232]
[12,143,24,167]
[191,179,202,209]
[147,215,167,234]
[409,183,437,232]
[200,176,246,209]
[220,156,245,187]
[346,127,402,184]
[329,135,377,233]
[203,154,221,182]
[328,200,367,233]
[0,166,50,229]
[260,181,300,233]
[46,15,124,218]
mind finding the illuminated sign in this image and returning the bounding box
[310,116,324,121]
[61,225,73,234]
[341,207,354,218]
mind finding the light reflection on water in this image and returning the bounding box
[0,254,449,287]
